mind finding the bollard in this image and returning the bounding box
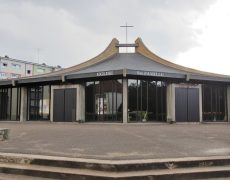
[0,128,9,141]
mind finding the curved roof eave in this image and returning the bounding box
[135,37,230,78]
[1,37,230,86]
[9,38,119,82]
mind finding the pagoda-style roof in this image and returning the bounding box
[1,37,230,86]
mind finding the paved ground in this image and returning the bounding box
[0,122,230,160]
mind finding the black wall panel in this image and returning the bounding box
[188,88,199,122]
[53,89,65,122]
[64,88,76,122]
[175,88,188,122]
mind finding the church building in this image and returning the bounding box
[0,38,230,123]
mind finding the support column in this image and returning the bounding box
[227,86,230,122]
[50,85,54,122]
[77,84,85,122]
[20,87,27,122]
[166,83,175,122]
[123,78,128,123]
[198,84,203,123]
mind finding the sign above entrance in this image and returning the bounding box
[136,71,165,77]
[96,71,114,77]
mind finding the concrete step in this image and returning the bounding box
[1,153,230,172]
[0,162,230,179]
[0,173,53,180]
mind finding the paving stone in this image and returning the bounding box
[0,122,229,160]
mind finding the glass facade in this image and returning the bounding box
[0,87,21,121]
[28,85,50,120]
[202,84,227,121]
[85,79,123,122]
[0,80,229,123]
[128,79,166,122]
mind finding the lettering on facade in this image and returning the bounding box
[199,161,214,167]
[96,71,113,76]
[136,71,165,77]
[165,162,177,169]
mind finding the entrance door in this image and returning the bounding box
[53,88,76,122]
[175,88,199,122]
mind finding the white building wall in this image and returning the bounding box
[25,64,33,76]
[0,59,25,78]
[0,57,58,79]
[50,84,85,122]
[166,83,202,122]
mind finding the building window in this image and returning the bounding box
[0,73,7,79]
[2,63,8,68]
[202,84,227,121]
[28,85,50,120]
[128,79,166,122]
[37,68,45,73]
[11,74,20,78]
[85,79,123,122]
[11,63,21,69]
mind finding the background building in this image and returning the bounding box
[0,56,61,79]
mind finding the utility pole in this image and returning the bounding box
[37,48,40,64]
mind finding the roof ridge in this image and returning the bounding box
[15,38,119,80]
[135,37,230,78]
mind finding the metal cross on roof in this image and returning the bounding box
[120,22,134,44]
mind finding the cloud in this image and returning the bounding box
[0,1,112,67]
[175,0,230,75]
[0,0,216,68]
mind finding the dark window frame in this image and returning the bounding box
[27,85,50,121]
[128,78,167,122]
[85,79,123,122]
[0,87,21,121]
[202,84,227,121]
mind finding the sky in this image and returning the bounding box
[0,0,230,74]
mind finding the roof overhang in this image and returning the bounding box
[66,69,230,83]
[1,69,230,87]
[190,74,230,83]
[17,76,62,84]
[1,37,230,87]
[0,80,12,86]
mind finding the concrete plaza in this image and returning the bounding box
[0,122,230,160]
